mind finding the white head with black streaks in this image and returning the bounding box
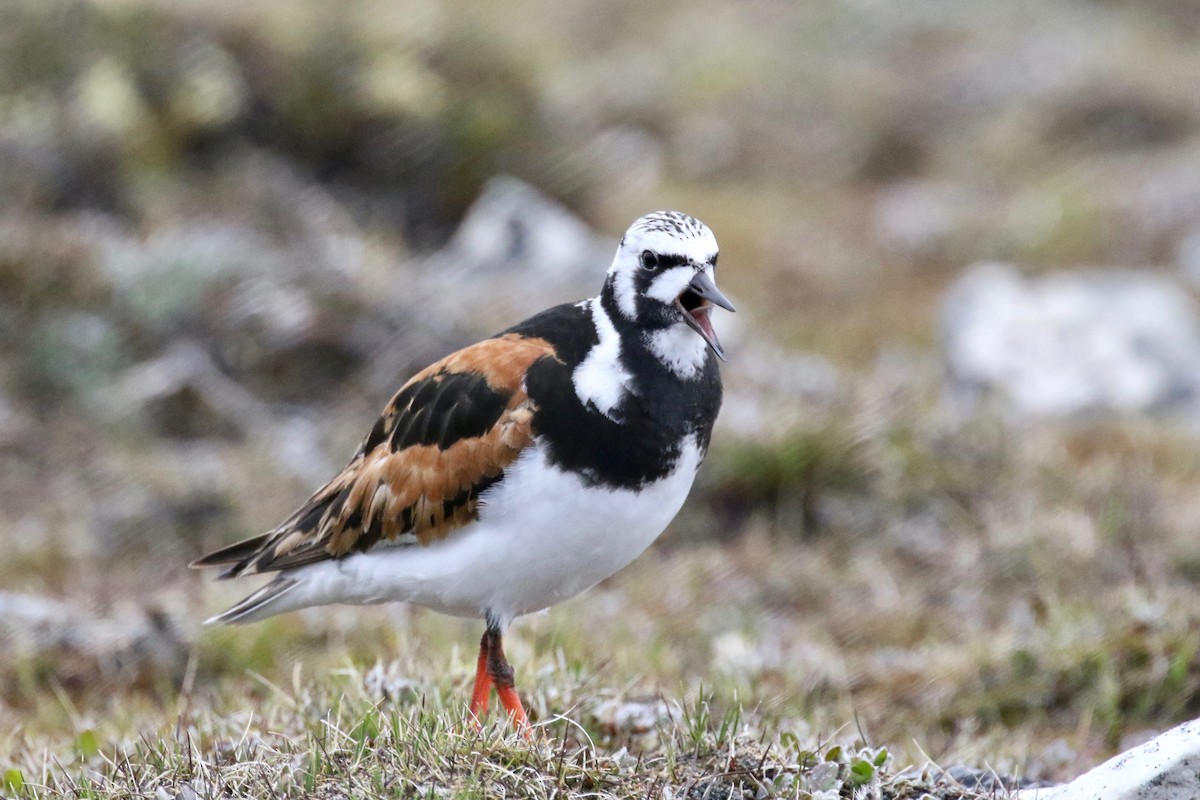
[604,211,735,376]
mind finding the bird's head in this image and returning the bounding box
[604,211,736,363]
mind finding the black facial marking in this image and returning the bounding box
[601,271,681,331]
[642,251,687,272]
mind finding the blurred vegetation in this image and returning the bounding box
[704,422,870,537]
[2,0,1200,794]
[0,1,563,235]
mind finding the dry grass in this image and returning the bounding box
[1,646,988,800]
[5,367,1200,798]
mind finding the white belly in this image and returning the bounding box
[288,438,703,625]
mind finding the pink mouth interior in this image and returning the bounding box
[690,304,716,341]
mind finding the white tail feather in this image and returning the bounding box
[205,578,300,625]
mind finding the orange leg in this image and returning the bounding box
[496,684,529,732]
[488,631,529,732]
[468,632,492,723]
[470,624,531,735]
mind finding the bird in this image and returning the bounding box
[191,210,735,731]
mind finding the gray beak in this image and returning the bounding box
[688,271,736,312]
[677,270,736,362]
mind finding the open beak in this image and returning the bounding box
[675,270,736,361]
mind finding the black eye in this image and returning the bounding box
[640,250,659,270]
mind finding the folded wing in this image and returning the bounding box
[192,333,559,578]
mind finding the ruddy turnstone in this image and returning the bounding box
[192,210,734,730]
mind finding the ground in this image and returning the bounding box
[4,0,1200,797]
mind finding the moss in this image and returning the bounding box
[705,423,869,538]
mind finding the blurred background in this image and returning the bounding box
[3,0,1200,783]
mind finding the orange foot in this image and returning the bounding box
[467,627,532,738]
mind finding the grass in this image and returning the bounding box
[0,654,985,800]
[6,364,1200,798]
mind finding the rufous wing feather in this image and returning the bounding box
[191,334,559,577]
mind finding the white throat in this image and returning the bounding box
[646,323,709,379]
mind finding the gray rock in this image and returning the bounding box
[876,180,985,258]
[1178,230,1200,288]
[422,175,610,331]
[101,341,333,483]
[920,765,1053,793]
[942,263,1200,417]
[361,176,612,393]
[0,591,189,691]
[719,343,840,438]
[91,484,232,559]
[1019,718,1200,800]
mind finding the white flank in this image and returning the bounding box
[647,323,709,379]
[254,438,706,628]
[571,300,631,418]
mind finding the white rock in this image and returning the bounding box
[712,631,767,678]
[1019,718,1200,800]
[876,180,962,255]
[363,660,418,702]
[942,263,1200,417]
[592,698,677,734]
